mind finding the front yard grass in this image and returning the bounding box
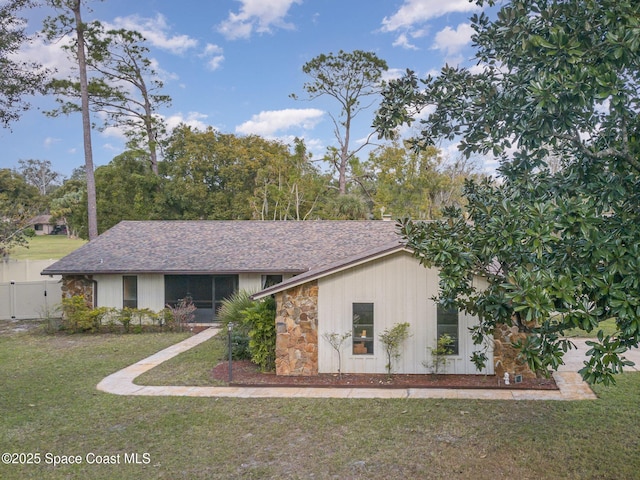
[135,331,227,386]
[1,322,639,480]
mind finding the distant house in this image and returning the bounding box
[41,220,527,378]
[29,215,54,235]
[29,215,66,235]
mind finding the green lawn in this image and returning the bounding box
[1,323,639,480]
[565,318,618,338]
[10,235,87,260]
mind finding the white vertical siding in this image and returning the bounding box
[317,251,492,375]
[239,273,263,293]
[138,274,165,311]
[94,274,165,311]
[94,274,121,308]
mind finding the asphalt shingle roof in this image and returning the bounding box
[42,220,402,275]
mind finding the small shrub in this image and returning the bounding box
[113,307,157,333]
[322,331,351,378]
[242,297,276,372]
[228,331,252,360]
[218,290,256,360]
[165,297,196,331]
[120,307,133,333]
[424,333,455,374]
[218,290,254,331]
[61,295,110,333]
[379,322,411,375]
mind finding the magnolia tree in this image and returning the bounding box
[374,0,640,385]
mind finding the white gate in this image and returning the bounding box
[0,280,62,320]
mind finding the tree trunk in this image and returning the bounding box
[72,0,98,240]
[140,77,159,175]
[338,112,351,195]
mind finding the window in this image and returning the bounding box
[213,276,238,316]
[262,275,283,289]
[352,303,374,355]
[123,276,138,309]
[437,305,459,355]
[164,275,238,322]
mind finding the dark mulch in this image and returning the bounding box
[212,360,558,390]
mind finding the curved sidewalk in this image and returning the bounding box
[97,327,601,400]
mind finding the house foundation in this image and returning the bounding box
[274,281,319,376]
[493,324,537,379]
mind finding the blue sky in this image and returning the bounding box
[2,0,494,179]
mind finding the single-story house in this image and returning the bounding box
[42,220,527,378]
[29,215,65,235]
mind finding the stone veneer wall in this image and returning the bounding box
[61,275,94,307]
[493,323,537,379]
[274,281,319,376]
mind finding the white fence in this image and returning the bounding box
[0,280,62,320]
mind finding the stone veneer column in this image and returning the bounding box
[493,323,537,379]
[274,281,319,376]
[61,275,94,307]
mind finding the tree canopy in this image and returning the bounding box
[0,169,42,256]
[47,26,171,174]
[0,0,48,128]
[292,50,388,195]
[375,0,640,384]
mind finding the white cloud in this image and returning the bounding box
[102,142,123,153]
[381,0,479,33]
[392,33,419,50]
[468,63,489,75]
[17,36,74,77]
[201,44,225,71]
[236,108,324,136]
[433,23,474,56]
[43,137,61,148]
[204,44,223,55]
[382,0,480,50]
[381,68,407,83]
[218,0,303,40]
[101,125,128,141]
[109,14,198,54]
[165,112,211,132]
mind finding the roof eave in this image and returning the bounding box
[41,268,308,276]
[252,244,410,300]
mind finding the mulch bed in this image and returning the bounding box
[212,360,558,390]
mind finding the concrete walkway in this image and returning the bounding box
[96,328,639,401]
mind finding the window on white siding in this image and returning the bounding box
[437,305,459,355]
[262,275,283,289]
[352,303,374,355]
[123,276,138,309]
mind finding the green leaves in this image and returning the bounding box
[295,50,388,194]
[580,332,636,386]
[0,0,49,127]
[379,322,411,375]
[381,0,640,384]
